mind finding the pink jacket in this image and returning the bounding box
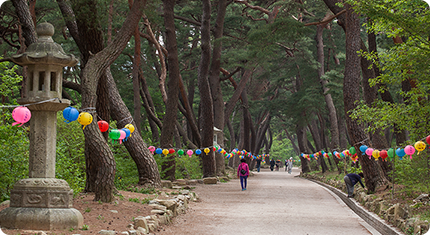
[237,162,249,177]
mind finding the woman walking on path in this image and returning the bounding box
[237,158,249,191]
[287,157,293,174]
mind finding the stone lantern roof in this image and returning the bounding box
[10,22,78,67]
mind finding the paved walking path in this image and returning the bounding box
[158,168,381,235]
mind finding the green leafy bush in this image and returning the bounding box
[0,113,29,202]
[56,113,86,196]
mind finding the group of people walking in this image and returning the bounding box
[237,157,294,191]
[268,158,293,173]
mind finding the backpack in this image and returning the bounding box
[240,165,247,175]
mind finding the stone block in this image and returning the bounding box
[148,204,166,211]
[151,210,165,215]
[98,230,116,235]
[154,199,177,215]
[137,226,147,234]
[173,179,187,186]
[134,216,148,232]
[128,230,137,235]
[147,223,156,232]
[203,177,217,184]
[179,190,190,195]
[160,180,172,189]
[187,180,198,185]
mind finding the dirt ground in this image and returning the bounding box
[0,187,180,235]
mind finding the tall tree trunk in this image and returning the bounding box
[106,68,161,187]
[316,23,339,151]
[71,0,145,202]
[72,0,110,193]
[297,125,311,173]
[343,5,388,192]
[130,0,142,134]
[209,0,227,176]
[12,0,36,48]
[198,0,215,177]
[160,0,181,181]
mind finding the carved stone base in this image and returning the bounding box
[9,178,73,208]
[0,178,83,230]
[0,207,83,230]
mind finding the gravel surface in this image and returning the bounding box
[157,168,379,235]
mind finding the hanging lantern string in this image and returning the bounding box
[95,114,134,130]
[118,116,133,125]
[353,137,369,147]
[0,98,61,108]
[79,107,97,114]
[304,133,430,160]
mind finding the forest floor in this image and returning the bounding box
[0,187,182,235]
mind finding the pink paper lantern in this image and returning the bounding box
[404,145,415,159]
[12,106,31,127]
[365,148,374,159]
[118,129,126,144]
[187,150,193,157]
[148,146,156,154]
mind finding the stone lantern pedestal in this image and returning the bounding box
[0,22,83,230]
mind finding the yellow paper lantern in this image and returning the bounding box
[78,112,93,130]
[162,149,169,156]
[414,141,426,154]
[372,149,380,161]
[125,124,135,136]
[204,148,210,155]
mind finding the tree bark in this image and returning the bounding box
[316,23,339,151]
[343,5,388,192]
[106,68,161,187]
[198,0,216,177]
[297,125,311,173]
[160,0,181,181]
[74,0,146,202]
[209,0,227,175]
[12,0,36,47]
[128,0,142,135]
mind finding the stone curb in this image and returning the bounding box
[306,178,405,235]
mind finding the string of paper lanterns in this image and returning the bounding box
[301,134,430,162]
[62,106,135,144]
[147,144,269,161]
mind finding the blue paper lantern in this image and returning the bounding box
[195,149,202,155]
[63,106,79,123]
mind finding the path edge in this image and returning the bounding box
[305,178,405,235]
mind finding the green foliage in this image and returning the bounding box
[391,153,430,194]
[175,154,202,179]
[349,0,430,140]
[270,133,298,164]
[0,113,29,202]
[0,61,27,202]
[56,113,86,196]
[114,152,139,190]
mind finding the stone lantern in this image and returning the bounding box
[0,22,83,230]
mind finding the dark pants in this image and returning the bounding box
[344,175,354,197]
[257,165,261,172]
[240,176,248,189]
